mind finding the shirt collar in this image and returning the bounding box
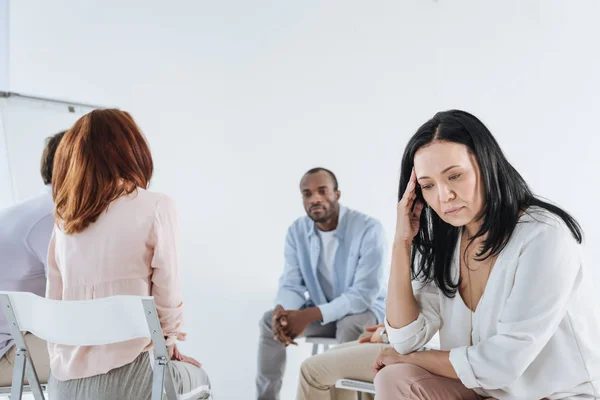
[308,205,348,239]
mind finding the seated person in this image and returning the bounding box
[297,325,440,400]
[45,109,210,400]
[0,131,65,387]
[256,167,387,400]
[297,323,387,400]
[374,110,600,399]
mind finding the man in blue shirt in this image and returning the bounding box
[256,167,387,400]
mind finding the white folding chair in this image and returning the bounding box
[335,379,375,400]
[0,291,208,400]
[304,337,338,356]
[0,384,48,400]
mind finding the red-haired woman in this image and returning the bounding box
[46,109,210,400]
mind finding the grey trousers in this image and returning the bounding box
[48,351,211,400]
[255,308,377,400]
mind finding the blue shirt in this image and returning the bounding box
[0,186,54,358]
[275,206,387,324]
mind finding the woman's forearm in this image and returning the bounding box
[386,241,420,328]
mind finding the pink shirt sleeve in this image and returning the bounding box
[149,195,184,345]
[45,228,63,301]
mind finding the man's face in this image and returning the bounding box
[300,171,340,223]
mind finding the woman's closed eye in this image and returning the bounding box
[420,174,460,190]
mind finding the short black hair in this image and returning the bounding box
[302,167,339,191]
[40,131,67,185]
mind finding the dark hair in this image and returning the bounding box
[40,131,66,185]
[302,167,339,191]
[400,109,583,297]
[53,109,153,234]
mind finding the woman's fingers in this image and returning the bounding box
[358,335,373,344]
[400,191,415,213]
[372,357,385,375]
[413,200,424,218]
[400,169,419,210]
[402,169,417,198]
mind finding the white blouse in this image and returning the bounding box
[385,207,600,400]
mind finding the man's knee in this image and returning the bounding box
[336,313,374,342]
[259,309,274,333]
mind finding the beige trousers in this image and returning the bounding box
[0,333,50,387]
[374,363,483,400]
[297,340,386,400]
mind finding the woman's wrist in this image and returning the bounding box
[391,240,413,272]
[392,238,412,253]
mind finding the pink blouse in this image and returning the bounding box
[46,189,184,381]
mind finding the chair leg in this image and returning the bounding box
[151,357,178,400]
[163,364,178,400]
[11,349,26,400]
[152,358,166,400]
[24,352,45,400]
[357,392,363,400]
[323,344,329,352]
[311,343,319,356]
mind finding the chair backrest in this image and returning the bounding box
[0,291,154,346]
[0,291,177,400]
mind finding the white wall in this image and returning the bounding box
[7,1,600,398]
[0,95,98,209]
[0,0,8,91]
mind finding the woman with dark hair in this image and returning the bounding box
[46,109,211,399]
[373,110,599,399]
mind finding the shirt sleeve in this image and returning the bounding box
[385,277,442,354]
[45,228,63,300]
[26,214,54,276]
[149,195,184,346]
[449,222,583,390]
[275,227,308,311]
[318,222,386,324]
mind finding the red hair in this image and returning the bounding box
[52,109,153,234]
